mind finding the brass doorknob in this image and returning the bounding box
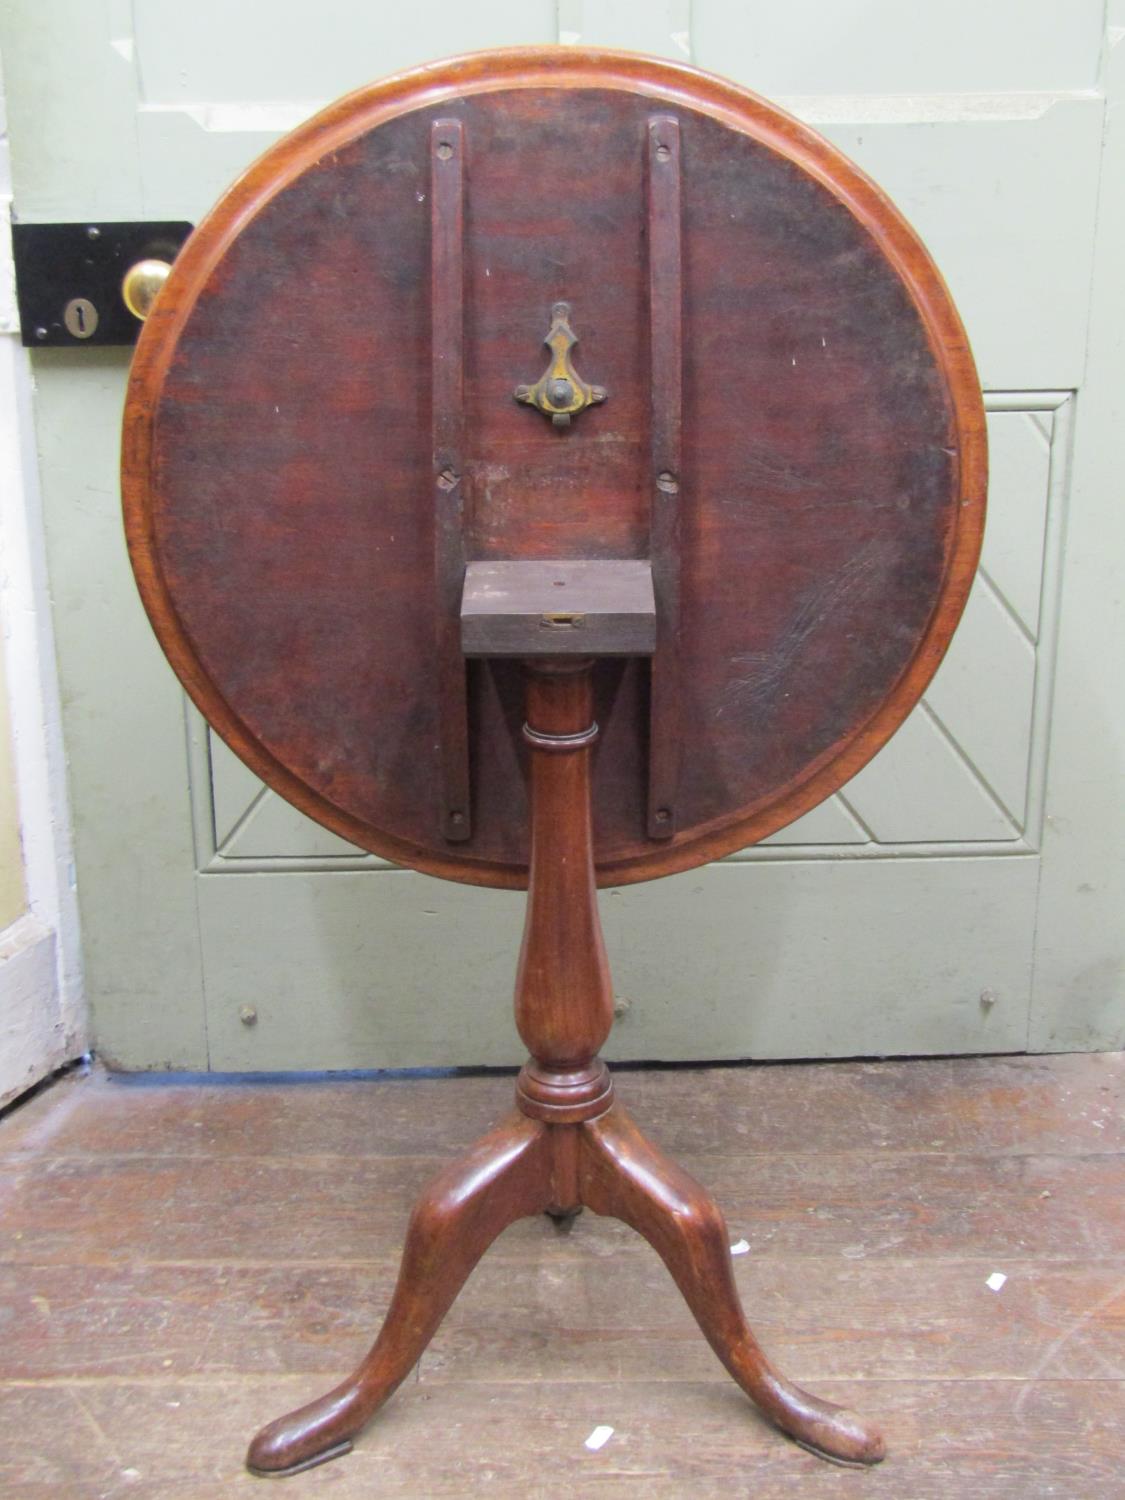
[121,258,172,321]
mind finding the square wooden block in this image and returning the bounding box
[460,559,656,657]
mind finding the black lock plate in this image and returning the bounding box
[11,220,194,347]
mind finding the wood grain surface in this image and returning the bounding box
[121,49,986,889]
[1,1053,1121,1496]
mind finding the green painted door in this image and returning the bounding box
[2,1,1121,1068]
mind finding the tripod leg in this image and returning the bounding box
[579,1107,886,1466]
[247,1112,551,1476]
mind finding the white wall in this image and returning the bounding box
[0,53,85,1105]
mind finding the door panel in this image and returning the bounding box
[692,0,1105,95]
[201,400,1068,867]
[192,400,1066,1067]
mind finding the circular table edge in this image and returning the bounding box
[120,46,988,892]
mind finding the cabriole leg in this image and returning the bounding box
[579,1105,886,1467]
[247,1112,551,1476]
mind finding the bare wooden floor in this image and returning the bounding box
[1,1053,1122,1498]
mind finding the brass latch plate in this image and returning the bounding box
[514,301,607,427]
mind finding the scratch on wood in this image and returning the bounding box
[715,539,895,718]
[67,1385,126,1467]
[1012,1274,1125,1410]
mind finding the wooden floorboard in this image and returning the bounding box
[2,1145,1120,1264]
[1,1054,1122,1497]
[2,1257,1123,1383]
[0,1379,1121,1499]
[4,1053,1122,1159]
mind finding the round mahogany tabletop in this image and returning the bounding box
[122,48,986,890]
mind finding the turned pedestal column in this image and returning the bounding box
[514,660,615,1141]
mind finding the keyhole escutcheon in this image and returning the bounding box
[63,297,98,339]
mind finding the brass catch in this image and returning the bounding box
[514,302,607,428]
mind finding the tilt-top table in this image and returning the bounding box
[121,48,986,1476]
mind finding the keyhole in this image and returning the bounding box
[63,297,98,339]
